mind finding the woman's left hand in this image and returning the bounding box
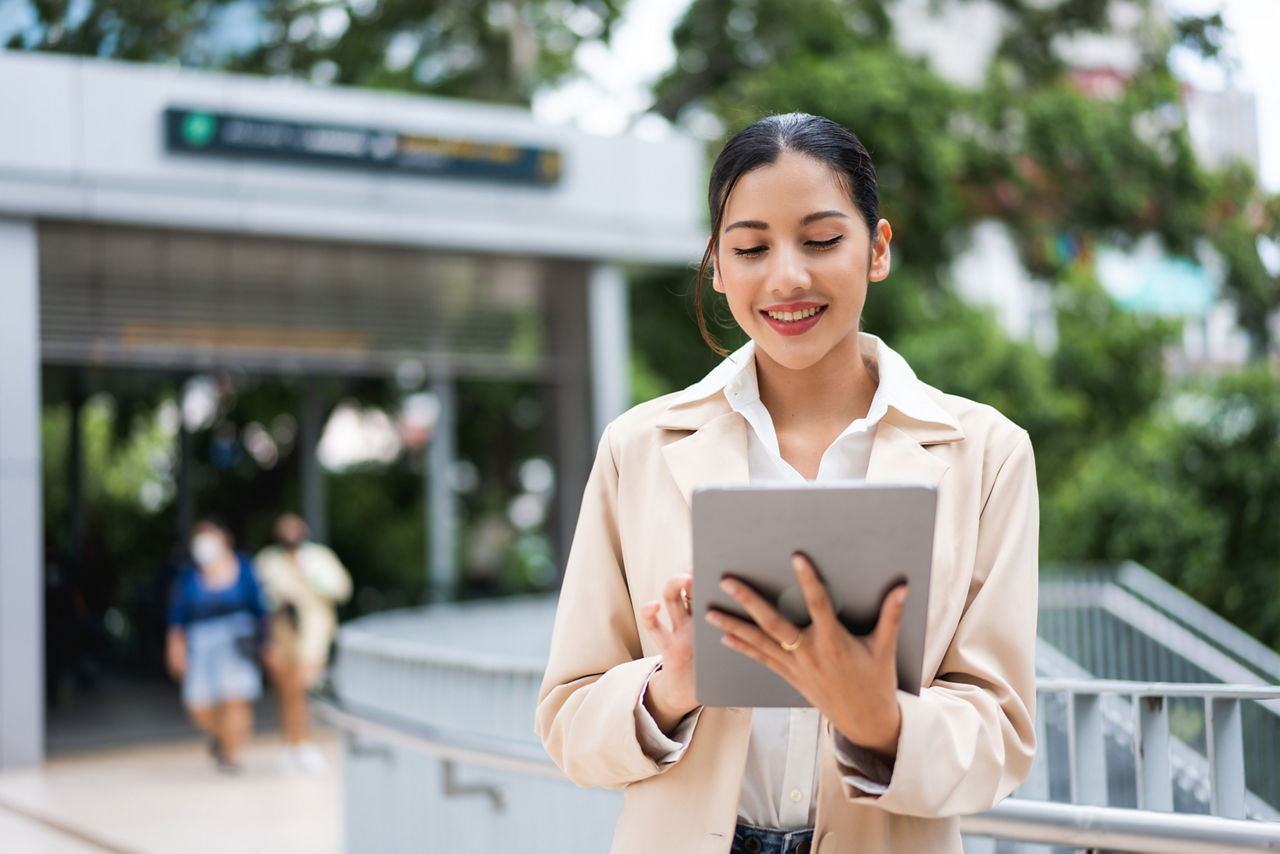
[707,553,907,758]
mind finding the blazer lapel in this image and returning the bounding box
[659,407,750,506]
[864,419,956,488]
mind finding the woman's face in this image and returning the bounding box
[713,151,892,373]
[191,524,230,567]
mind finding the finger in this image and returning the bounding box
[720,633,794,679]
[871,584,909,659]
[720,575,797,644]
[710,609,792,672]
[792,552,839,631]
[663,574,693,626]
[640,600,665,636]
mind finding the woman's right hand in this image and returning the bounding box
[639,573,699,734]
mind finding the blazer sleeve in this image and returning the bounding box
[842,429,1039,816]
[535,424,673,789]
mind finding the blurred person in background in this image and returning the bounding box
[166,517,270,774]
[256,513,352,774]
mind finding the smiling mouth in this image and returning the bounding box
[762,305,827,322]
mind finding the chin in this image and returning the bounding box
[752,338,836,373]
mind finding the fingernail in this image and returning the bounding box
[706,611,723,627]
[791,554,807,572]
[720,579,738,595]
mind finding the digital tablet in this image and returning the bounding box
[691,483,936,707]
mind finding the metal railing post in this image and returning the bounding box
[1207,697,1246,819]
[1068,691,1109,805]
[1134,694,1172,811]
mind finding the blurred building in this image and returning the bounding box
[0,49,705,767]
[1184,88,1262,175]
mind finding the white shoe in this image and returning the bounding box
[294,741,327,775]
[279,746,302,774]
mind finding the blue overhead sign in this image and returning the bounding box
[163,107,562,186]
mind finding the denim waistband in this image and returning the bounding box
[731,821,814,854]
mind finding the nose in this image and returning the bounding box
[768,245,810,295]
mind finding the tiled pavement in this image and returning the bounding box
[0,734,341,854]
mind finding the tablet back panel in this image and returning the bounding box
[691,483,936,708]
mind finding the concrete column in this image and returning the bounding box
[427,370,456,602]
[300,378,328,544]
[542,263,592,577]
[587,263,630,440]
[0,218,44,767]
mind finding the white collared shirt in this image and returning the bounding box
[635,333,959,829]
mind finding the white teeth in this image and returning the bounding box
[766,306,821,322]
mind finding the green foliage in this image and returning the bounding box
[41,393,178,565]
[884,285,1081,476]
[13,0,625,105]
[10,0,240,60]
[1042,367,1280,648]
[1041,421,1227,594]
[326,466,427,606]
[1173,370,1280,644]
[627,265,737,399]
[1049,273,1174,440]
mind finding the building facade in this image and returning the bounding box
[0,50,705,767]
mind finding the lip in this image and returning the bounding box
[759,303,828,336]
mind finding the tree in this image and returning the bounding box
[11,0,625,105]
[636,0,1280,644]
[650,0,1278,353]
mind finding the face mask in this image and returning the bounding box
[191,533,226,566]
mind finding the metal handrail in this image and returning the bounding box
[964,799,1280,853]
[1036,679,1280,699]
[314,694,563,781]
[315,691,1280,853]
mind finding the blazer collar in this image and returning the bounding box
[656,337,965,505]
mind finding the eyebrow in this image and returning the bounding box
[723,210,850,233]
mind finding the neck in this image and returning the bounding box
[203,553,236,575]
[754,333,877,432]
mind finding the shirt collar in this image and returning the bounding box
[667,334,960,433]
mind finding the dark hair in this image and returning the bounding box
[192,515,234,545]
[695,113,880,354]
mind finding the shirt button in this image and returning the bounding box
[789,788,804,803]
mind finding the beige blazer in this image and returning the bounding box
[535,357,1039,854]
[256,542,352,665]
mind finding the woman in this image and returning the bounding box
[255,512,352,774]
[166,517,270,773]
[535,114,1038,854]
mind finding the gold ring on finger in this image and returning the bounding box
[780,631,803,652]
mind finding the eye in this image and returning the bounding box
[806,235,844,250]
[733,245,767,257]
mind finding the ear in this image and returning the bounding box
[709,237,726,294]
[868,219,892,282]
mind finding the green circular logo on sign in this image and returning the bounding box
[181,112,217,148]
